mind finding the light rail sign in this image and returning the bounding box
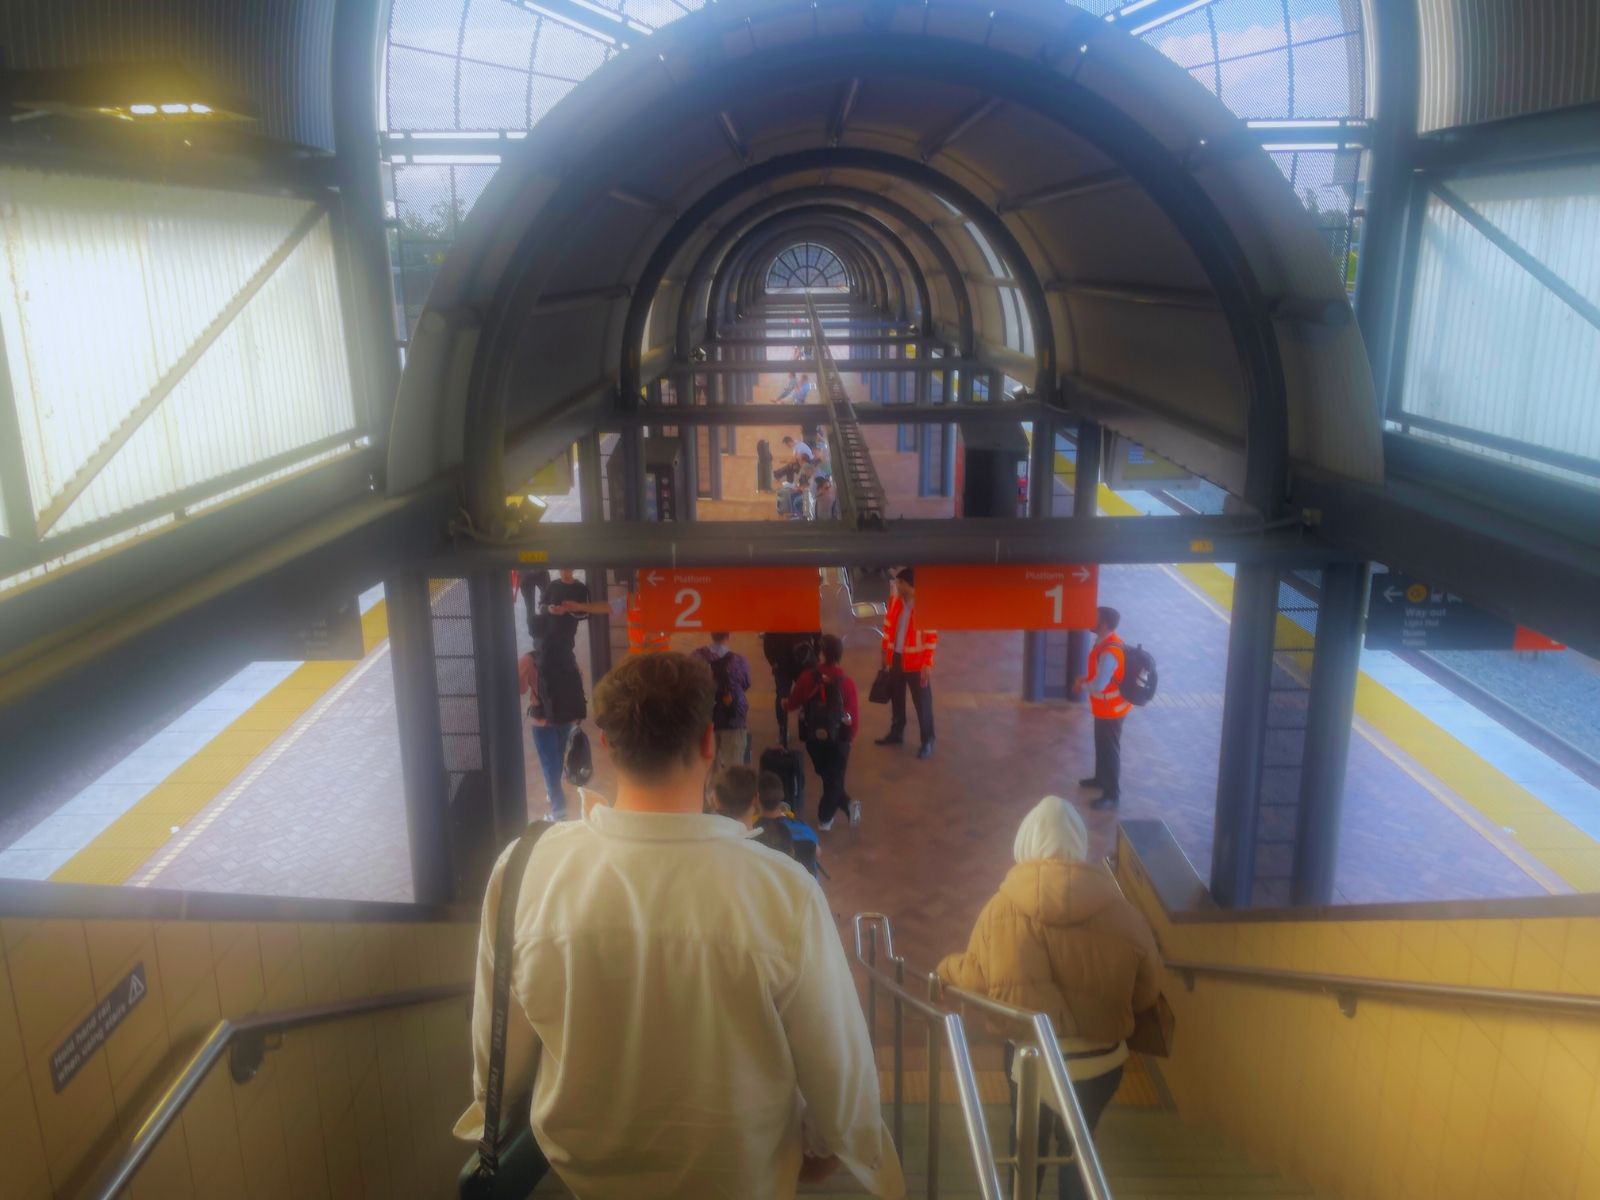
[1365,574,1562,652]
[635,567,820,633]
[913,564,1099,630]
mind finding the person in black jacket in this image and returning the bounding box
[526,571,593,819]
[761,631,819,748]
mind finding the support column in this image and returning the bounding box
[1291,562,1368,905]
[1067,420,1102,698]
[578,433,613,684]
[468,572,528,846]
[384,573,454,904]
[1210,563,1281,908]
[1022,415,1056,703]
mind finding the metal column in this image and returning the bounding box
[1022,415,1056,703]
[578,433,613,682]
[468,572,528,845]
[1067,420,1102,699]
[384,573,454,904]
[1210,563,1281,908]
[1290,561,1368,905]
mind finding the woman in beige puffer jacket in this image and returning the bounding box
[937,796,1163,1200]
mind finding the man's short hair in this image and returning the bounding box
[1096,605,1121,631]
[782,436,794,445]
[895,567,915,586]
[757,771,787,812]
[713,765,759,819]
[593,652,714,781]
[711,631,731,642]
[819,633,844,665]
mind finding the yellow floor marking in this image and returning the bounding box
[50,601,390,886]
[1094,482,1598,891]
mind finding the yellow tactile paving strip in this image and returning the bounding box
[49,602,390,886]
[1091,483,1600,893]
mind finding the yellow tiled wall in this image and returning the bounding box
[0,913,476,1199]
[1117,857,1600,1200]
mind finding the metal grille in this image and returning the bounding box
[766,243,849,291]
[1250,569,1321,906]
[388,160,500,339]
[1268,148,1361,286]
[430,578,482,790]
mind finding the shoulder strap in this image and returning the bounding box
[478,820,555,1174]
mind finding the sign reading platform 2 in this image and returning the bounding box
[636,567,819,633]
[914,564,1099,630]
[1365,574,1563,652]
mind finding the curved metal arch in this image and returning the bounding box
[466,31,1285,520]
[685,207,922,354]
[708,206,933,341]
[675,185,973,368]
[729,221,898,320]
[764,242,851,290]
[723,203,939,334]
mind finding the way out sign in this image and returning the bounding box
[914,564,1099,630]
[1365,574,1563,652]
[635,567,820,633]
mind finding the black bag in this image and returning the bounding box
[459,822,555,1200]
[563,727,593,784]
[802,671,845,745]
[868,668,893,705]
[1120,644,1159,707]
[709,655,740,728]
[759,746,805,814]
[756,439,774,492]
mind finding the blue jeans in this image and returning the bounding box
[531,722,575,819]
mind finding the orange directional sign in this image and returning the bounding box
[635,567,820,633]
[913,564,1099,631]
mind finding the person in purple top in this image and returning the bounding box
[694,632,753,774]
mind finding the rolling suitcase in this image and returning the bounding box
[759,745,806,815]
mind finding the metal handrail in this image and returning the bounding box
[81,983,470,1200]
[853,914,1005,1200]
[1167,958,1600,1020]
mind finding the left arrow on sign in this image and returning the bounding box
[1383,586,1401,603]
[647,571,664,586]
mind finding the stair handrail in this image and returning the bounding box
[852,913,1005,1200]
[80,983,470,1200]
[1164,957,1600,1021]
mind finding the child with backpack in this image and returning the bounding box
[754,770,822,879]
[783,633,860,831]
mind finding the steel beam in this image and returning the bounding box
[626,401,1050,426]
[514,0,641,45]
[1291,560,1367,907]
[384,573,455,905]
[434,514,1344,573]
[467,572,528,846]
[671,357,985,374]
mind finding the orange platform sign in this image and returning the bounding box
[913,564,1099,631]
[635,567,820,633]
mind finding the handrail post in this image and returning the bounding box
[893,956,906,1153]
[1013,1047,1041,1200]
[926,973,942,1200]
[866,923,879,1054]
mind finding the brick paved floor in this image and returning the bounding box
[129,377,1550,948]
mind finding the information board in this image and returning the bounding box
[635,567,820,633]
[1365,574,1563,652]
[913,564,1099,630]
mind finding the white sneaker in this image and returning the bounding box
[817,817,835,831]
[848,800,862,827]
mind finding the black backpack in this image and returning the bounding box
[802,670,845,744]
[709,654,739,728]
[1120,644,1158,706]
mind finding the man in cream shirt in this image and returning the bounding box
[456,651,904,1199]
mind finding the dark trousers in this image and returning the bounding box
[773,671,798,746]
[887,653,935,745]
[1004,1045,1123,1200]
[1092,716,1124,798]
[805,737,853,824]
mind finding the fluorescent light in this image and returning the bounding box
[130,103,157,115]
[1128,0,1214,35]
[160,103,189,114]
[1105,0,1162,19]
[190,103,211,114]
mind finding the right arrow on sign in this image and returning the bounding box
[1071,566,1090,583]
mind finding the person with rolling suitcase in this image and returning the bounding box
[760,743,806,817]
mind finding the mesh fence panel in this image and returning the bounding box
[430,579,482,786]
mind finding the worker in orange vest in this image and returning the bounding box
[1075,605,1131,809]
[875,568,938,760]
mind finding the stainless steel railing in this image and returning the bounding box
[854,913,1117,1200]
[81,983,470,1199]
[854,913,1005,1200]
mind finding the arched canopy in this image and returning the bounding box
[392,0,1378,523]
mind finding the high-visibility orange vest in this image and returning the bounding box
[1088,634,1131,720]
[881,595,938,672]
[625,594,670,655]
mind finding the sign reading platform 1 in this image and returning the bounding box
[636,567,820,633]
[913,564,1099,630]
[1365,574,1563,652]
